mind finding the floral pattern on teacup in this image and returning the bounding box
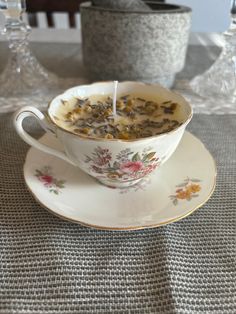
[35,166,66,195]
[170,177,201,205]
[84,146,160,181]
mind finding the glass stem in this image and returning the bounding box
[3,18,30,75]
[231,0,236,14]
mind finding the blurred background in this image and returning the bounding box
[0,0,232,84]
[166,0,231,32]
[0,0,231,33]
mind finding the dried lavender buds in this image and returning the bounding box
[56,94,182,140]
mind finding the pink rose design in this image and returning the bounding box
[120,161,143,173]
[142,164,157,175]
[39,175,53,186]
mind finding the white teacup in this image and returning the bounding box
[13,82,192,188]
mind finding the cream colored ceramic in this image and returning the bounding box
[23,131,216,230]
[14,81,192,188]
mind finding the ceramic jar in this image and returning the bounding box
[80,1,191,88]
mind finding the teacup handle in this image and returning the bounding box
[13,106,75,165]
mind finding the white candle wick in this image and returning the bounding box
[112,80,118,116]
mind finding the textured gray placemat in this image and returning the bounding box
[0,113,235,314]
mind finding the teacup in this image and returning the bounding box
[13,82,192,188]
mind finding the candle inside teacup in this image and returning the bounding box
[14,82,192,188]
[112,80,118,116]
[54,82,184,140]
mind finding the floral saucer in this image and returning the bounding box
[23,131,216,230]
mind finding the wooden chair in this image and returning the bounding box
[26,0,87,28]
[25,0,166,29]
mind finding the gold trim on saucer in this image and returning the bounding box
[23,132,217,231]
[24,177,216,231]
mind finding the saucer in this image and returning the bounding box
[24,131,216,230]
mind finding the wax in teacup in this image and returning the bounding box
[54,93,184,140]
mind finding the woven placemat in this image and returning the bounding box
[0,113,235,314]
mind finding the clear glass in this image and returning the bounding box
[190,0,236,103]
[0,0,80,112]
[173,1,236,114]
[0,0,61,98]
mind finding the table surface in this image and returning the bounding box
[1,41,230,114]
[0,42,221,81]
[0,42,235,314]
